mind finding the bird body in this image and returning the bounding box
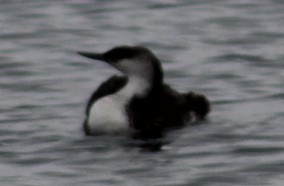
[78,46,210,138]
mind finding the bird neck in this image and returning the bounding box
[118,59,164,98]
[118,75,152,99]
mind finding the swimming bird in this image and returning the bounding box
[78,46,210,138]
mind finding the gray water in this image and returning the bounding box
[1,0,284,185]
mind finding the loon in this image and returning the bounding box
[78,46,210,138]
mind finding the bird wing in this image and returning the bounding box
[85,75,128,116]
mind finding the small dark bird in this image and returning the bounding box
[78,46,210,138]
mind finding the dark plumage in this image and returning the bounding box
[78,46,210,138]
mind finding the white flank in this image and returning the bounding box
[88,74,150,134]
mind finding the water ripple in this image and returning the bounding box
[1,0,284,186]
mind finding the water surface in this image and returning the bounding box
[1,0,284,185]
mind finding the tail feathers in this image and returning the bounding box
[184,92,210,119]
